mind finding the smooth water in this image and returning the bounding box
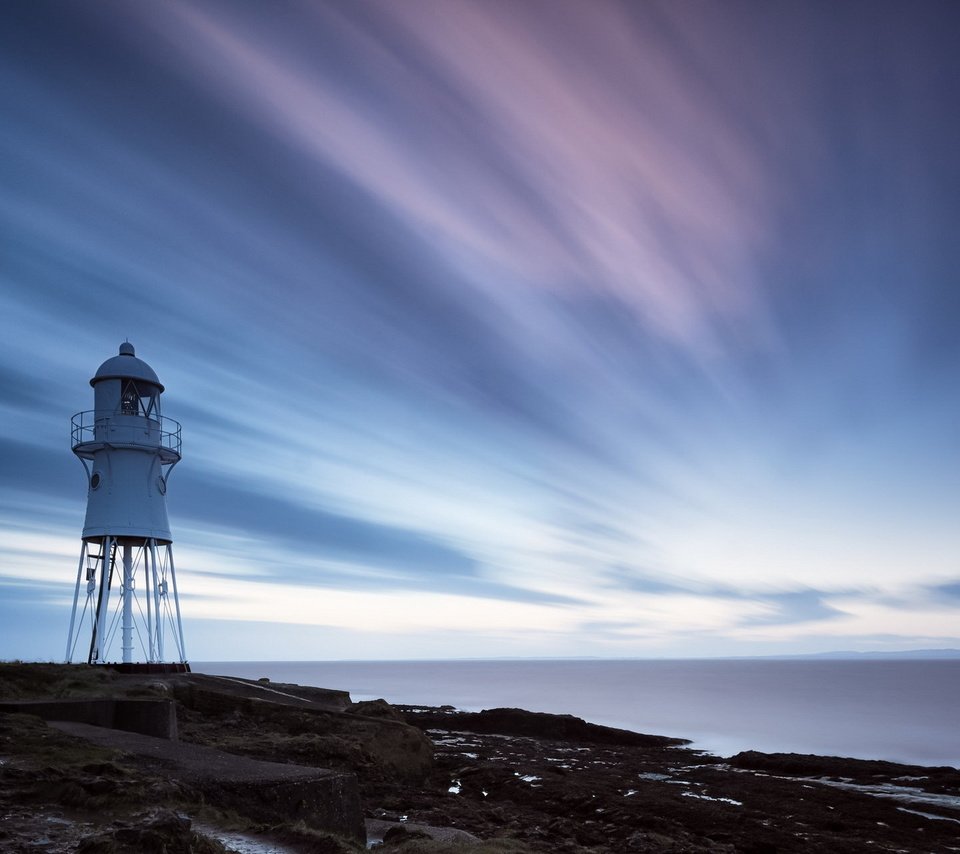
[194,658,960,768]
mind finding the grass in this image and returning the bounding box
[0,711,120,768]
[0,661,121,700]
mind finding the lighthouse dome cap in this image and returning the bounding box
[90,342,165,391]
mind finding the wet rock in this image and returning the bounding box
[381,824,433,845]
[729,750,960,787]
[402,706,688,747]
[76,810,227,854]
[390,705,960,853]
[349,699,406,721]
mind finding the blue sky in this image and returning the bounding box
[2,0,959,661]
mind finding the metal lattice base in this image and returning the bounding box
[65,536,187,666]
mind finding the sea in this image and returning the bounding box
[193,658,960,769]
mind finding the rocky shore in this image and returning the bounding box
[1,663,958,853]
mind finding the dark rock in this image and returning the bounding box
[381,824,432,844]
[401,705,689,747]
[176,683,434,786]
[349,699,406,721]
[4,664,960,854]
[76,810,227,854]
[729,750,960,788]
[392,704,960,853]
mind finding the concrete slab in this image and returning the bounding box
[49,720,365,842]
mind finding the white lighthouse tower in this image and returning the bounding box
[66,342,188,671]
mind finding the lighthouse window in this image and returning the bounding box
[90,472,102,490]
[119,380,158,418]
[121,382,140,414]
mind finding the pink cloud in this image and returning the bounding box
[139,0,790,358]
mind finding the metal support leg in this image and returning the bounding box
[145,539,156,663]
[121,543,133,664]
[155,544,165,662]
[65,541,87,662]
[167,545,187,663]
[91,536,113,664]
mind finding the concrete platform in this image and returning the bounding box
[49,720,366,842]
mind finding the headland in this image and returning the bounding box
[1,662,957,852]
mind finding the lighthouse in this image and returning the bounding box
[65,342,188,670]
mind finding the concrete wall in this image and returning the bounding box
[203,773,366,842]
[0,698,177,739]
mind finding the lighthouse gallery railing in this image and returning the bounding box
[71,410,182,458]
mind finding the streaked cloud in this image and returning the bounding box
[1,0,958,659]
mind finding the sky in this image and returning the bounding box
[1,0,959,662]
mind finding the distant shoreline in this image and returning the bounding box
[195,657,960,768]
